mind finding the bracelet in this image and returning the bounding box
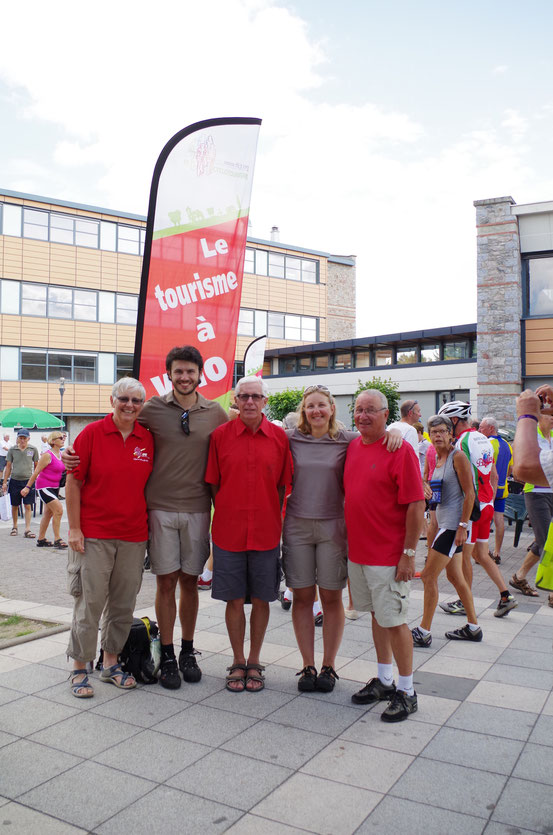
[517,414,538,422]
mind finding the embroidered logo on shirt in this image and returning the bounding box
[133,447,151,463]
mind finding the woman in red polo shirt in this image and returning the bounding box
[65,377,154,698]
[283,385,401,693]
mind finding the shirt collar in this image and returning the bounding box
[164,390,209,412]
[103,413,143,438]
[236,414,271,436]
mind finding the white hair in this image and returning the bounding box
[355,389,388,409]
[111,376,146,400]
[235,376,268,397]
[481,415,498,432]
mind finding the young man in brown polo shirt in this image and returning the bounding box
[139,346,227,688]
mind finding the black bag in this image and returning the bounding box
[95,617,158,684]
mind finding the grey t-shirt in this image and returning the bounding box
[7,445,39,480]
[285,428,358,519]
[434,450,464,530]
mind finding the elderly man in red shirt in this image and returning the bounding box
[205,376,291,693]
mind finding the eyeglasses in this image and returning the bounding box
[51,436,64,441]
[181,410,190,435]
[354,407,387,416]
[116,396,144,405]
[304,385,330,394]
[236,393,265,402]
[429,428,449,436]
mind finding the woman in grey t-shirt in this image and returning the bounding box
[283,385,400,694]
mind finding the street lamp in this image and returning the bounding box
[59,377,66,430]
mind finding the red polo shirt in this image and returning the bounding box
[72,414,154,541]
[205,415,291,551]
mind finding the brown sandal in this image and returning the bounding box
[245,663,265,692]
[225,663,247,692]
[509,574,539,597]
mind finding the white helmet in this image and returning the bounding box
[437,400,472,419]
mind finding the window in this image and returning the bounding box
[74,289,97,321]
[244,248,255,273]
[100,221,117,251]
[254,310,267,336]
[396,346,417,364]
[285,260,301,281]
[301,259,317,284]
[116,354,134,380]
[528,257,553,315]
[22,284,47,317]
[268,252,285,278]
[48,286,72,319]
[75,218,99,248]
[375,347,392,366]
[421,344,440,363]
[233,361,244,387]
[298,356,312,371]
[116,294,138,324]
[285,315,301,340]
[18,349,100,383]
[50,213,74,245]
[279,357,297,373]
[354,350,371,367]
[300,316,317,341]
[255,249,268,276]
[73,354,96,382]
[47,353,73,381]
[314,354,330,369]
[21,350,47,381]
[268,313,284,339]
[23,208,48,241]
[238,309,254,336]
[1,204,22,236]
[0,279,20,314]
[443,340,469,360]
[334,353,352,369]
[117,225,140,255]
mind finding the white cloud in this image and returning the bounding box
[493,65,509,74]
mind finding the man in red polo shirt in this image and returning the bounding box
[205,376,291,693]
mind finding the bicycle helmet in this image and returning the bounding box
[437,400,472,419]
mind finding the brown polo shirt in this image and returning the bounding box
[139,391,227,513]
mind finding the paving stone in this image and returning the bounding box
[512,742,553,785]
[222,720,331,769]
[299,682,369,710]
[94,729,212,782]
[340,711,440,755]
[0,802,86,833]
[153,672,226,703]
[483,662,553,691]
[446,702,537,741]
[28,710,140,757]
[508,634,553,653]
[39,677,126,711]
[0,694,78,736]
[90,687,186,728]
[467,681,548,713]
[357,795,486,834]
[483,822,544,835]
[151,704,256,746]
[0,662,70,694]
[528,714,553,747]
[437,641,504,663]
[412,670,478,700]
[491,776,553,831]
[94,785,242,834]
[226,814,305,834]
[0,738,82,798]
[390,758,507,818]
[301,739,413,793]
[250,772,382,834]
[420,726,524,775]
[266,693,359,736]
[263,663,318,695]
[18,760,155,831]
[201,686,296,719]
[370,693,461,726]
[498,647,553,672]
[0,685,23,707]
[167,749,292,811]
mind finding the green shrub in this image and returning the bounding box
[266,388,305,422]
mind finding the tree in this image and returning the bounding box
[349,377,400,425]
[266,387,304,422]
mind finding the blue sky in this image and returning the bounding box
[1,0,552,336]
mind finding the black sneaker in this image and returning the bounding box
[316,665,339,693]
[159,657,181,689]
[279,591,292,611]
[494,594,518,618]
[351,677,396,705]
[411,626,432,647]
[445,624,483,642]
[381,690,418,722]
[296,665,318,692]
[179,649,202,683]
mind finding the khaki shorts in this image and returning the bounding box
[282,515,347,590]
[348,561,410,627]
[148,510,210,576]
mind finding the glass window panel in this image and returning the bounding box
[255,249,267,276]
[116,294,138,324]
[100,221,117,251]
[23,209,48,240]
[421,344,440,362]
[47,353,72,381]
[314,354,330,369]
[302,259,317,274]
[74,289,97,321]
[73,354,96,383]
[48,286,72,319]
[238,309,254,336]
[396,346,417,364]
[300,317,317,341]
[443,341,469,360]
[1,279,21,314]
[21,350,47,381]
[298,356,312,370]
[375,347,392,366]
[334,352,352,369]
[244,248,255,273]
[118,225,140,254]
[140,229,146,255]
[254,310,267,336]
[528,257,553,315]
[2,204,22,236]
[354,350,371,367]
[116,353,134,380]
[22,284,47,316]
[268,313,284,338]
[74,219,98,248]
[50,213,74,244]
[285,314,301,340]
[233,360,245,387]
[279,357,297,373]
[471,341,477,358]
[285,257,301,281]
[268,253,285,278]
[0,346,20,381]
[98,291,115,323]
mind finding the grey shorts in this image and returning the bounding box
[148,510,210,576]
[212,543,281,602]
[348,561,410,628]
[282,515,347,590]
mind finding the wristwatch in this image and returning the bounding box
[403,548,416,558]
[458,522,469,529]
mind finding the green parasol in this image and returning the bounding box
[0,407,64,429]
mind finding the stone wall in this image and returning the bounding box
[326,258,356,340]
[474,196,522,427]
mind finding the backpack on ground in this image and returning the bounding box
[95,616,159,684]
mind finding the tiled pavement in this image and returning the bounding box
[0,515,553,833]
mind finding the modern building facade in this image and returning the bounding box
[0,189,356,436]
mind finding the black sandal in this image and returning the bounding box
[296,665,318,692]
[316,665,339,693]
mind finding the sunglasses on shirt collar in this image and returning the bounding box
[181,410,190,436]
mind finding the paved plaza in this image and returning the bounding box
[0,513,552,834]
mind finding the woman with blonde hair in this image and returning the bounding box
[22,430,67,549]
[283,384,401,692]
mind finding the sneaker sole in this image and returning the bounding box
[494,601,518,618]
